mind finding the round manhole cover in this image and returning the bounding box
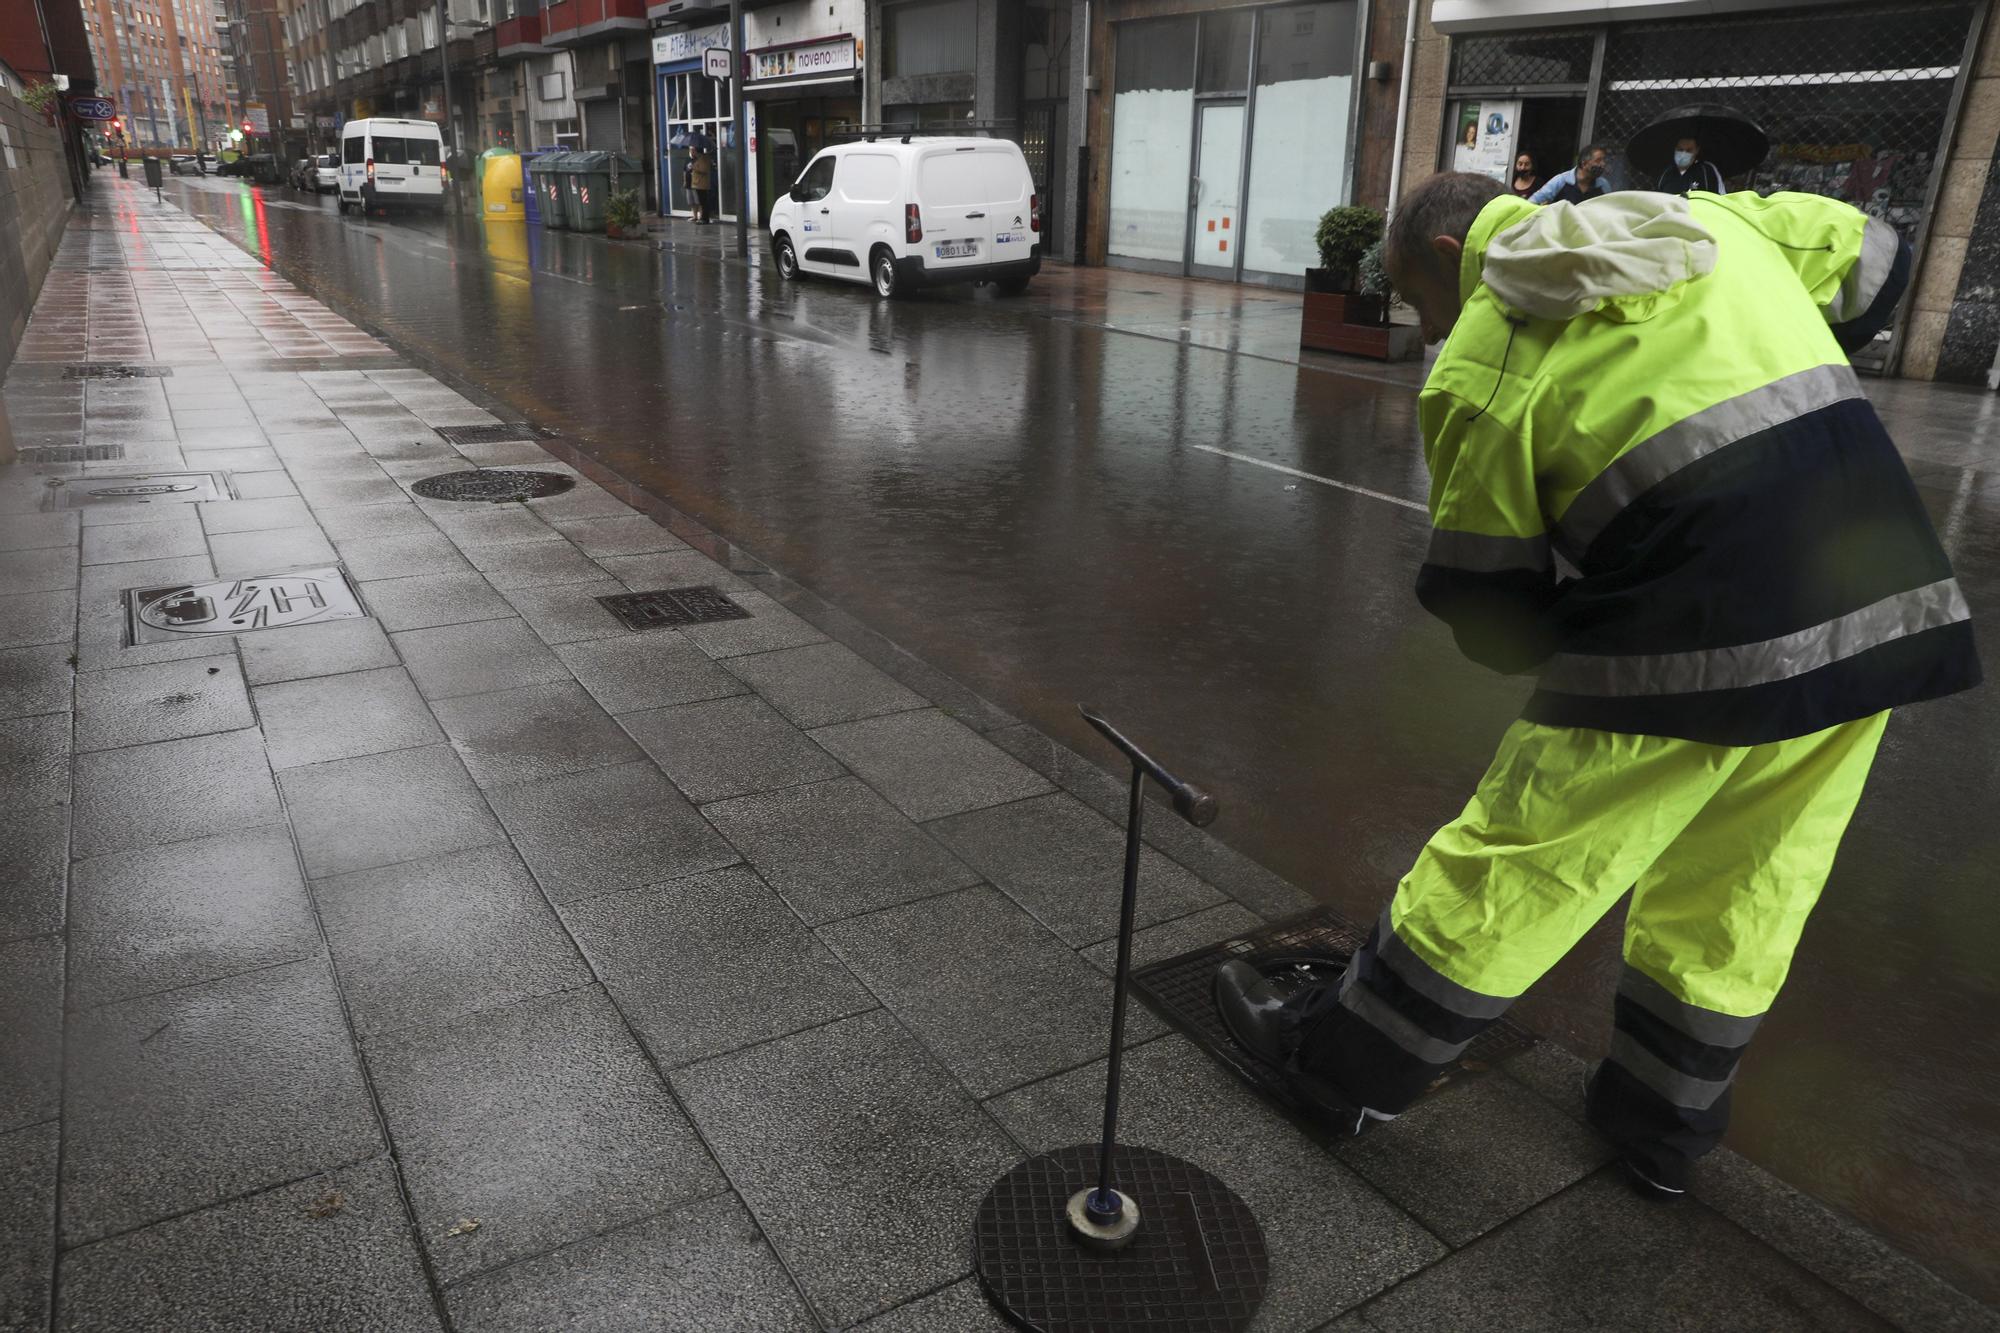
[411,470,576,502]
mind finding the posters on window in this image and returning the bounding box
[1450,99,1520,183]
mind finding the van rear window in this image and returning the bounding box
[918,151,1016,208]
[369,136,441,166]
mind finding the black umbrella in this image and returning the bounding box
[1627,103,1771,179]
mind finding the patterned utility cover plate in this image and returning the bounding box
[127,566,367,644]
[46,472,228,510]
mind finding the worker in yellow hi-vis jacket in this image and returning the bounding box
[1216,173,1980,1198]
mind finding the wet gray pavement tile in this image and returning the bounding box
[550,514,689,558]
[75,494,201,528]
[1498,1040,1591,1119]
[454,439,553,467]
[0,643,74,721]
[333,530,471,581]
[72,652,252,753]
[207,525,339,573]
[196,494,313,534]
[315,843,591,1038]
[1080,901,1267,976]
[0,936,63,1132]
[285,449,395,480]
[444,1193,815,1333]
[239,616,399,685]
[61,957,381,1244]
[930,793,1226,947]
[0,590,77,650]
[426,505,563,549]
[595,549,753,594]
[255,665,443,769]
[393,619,571,700]
[0,547,78,595]
[1334,1072,1611,1247]
[314,500,435,541]
[488,760,739,903]
[522,485,633,524]
[700,776,980,925]
[354,570,513,632]
[677,590,827,659]
[432,681,642,790]
[821,885,1163,1098]
[0,511,78,552]
[0,1122,57,1332]
[54,1157,440,1333]
[67,827,319,1009]
[280,744,504,879]
[723,641,927,730]
[72,727,280,860]
[0,805,67,944]
[852,1279,1014,1331]
[561,865,877,1069]
[295,474,415,508]
[553,632,747,715]
[671,1010,1022,1328]
[1355,1171,1891,1331]
[78,510,207,566]
[811,710,1054,823]
[364,985,724,1283]
[621,695,847,803]
[498,580,631,644]
[986,1036,1446,1331]
[183,446,282,473]
[468,541,612,590]
[227,469,301,500]
[0,713,69,810]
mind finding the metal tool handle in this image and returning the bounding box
[1078,706,1219,827]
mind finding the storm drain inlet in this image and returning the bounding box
[434,424,556,446]
[598,586,750,631]
[62,363,173,379]
[18,444,126,465]
[411,470,576,502]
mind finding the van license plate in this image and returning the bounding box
[935,240,978,259]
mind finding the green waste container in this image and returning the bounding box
[526,152,570,229]
[562,151,641,234]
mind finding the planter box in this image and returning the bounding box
[1301,289,1415,359]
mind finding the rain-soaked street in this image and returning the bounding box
[165,174,1999,1300]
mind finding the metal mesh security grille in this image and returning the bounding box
[1594,0,1978,247]
[1450,29,1597,88]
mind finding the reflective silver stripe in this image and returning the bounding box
[1608,1030,1734,1110]
[1377,910,1515,1020]
[1556,364,1864,557]
[1424,528,1553,576]
[1538,577,1969,698]
[1826,217,1900,325]
[1337,967,1475,1066]
[1618,966,1764,1048]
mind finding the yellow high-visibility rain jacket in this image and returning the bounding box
[1416,190,1979,744]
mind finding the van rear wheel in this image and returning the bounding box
[872,249,902,299]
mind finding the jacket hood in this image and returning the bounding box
[1473,192,1718,323]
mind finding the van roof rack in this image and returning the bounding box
[827,120,1018,144]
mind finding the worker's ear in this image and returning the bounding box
[1430,235,1463,267]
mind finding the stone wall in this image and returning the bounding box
[0,87,75,377]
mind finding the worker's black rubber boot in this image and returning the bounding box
[1582,1063,1695,1203]
[1214,961,1383,1138]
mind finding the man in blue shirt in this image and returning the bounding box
[1529,143,1610,204]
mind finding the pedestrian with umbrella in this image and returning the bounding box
[1629,103,1770,197]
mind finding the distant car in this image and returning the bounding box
[309,153,338,193]
[767,136,1042,299]
[168,154,199,175]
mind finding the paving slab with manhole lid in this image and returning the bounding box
[434,424,556,447]
[598,586,751,631]
[45,472,230,511]
[411,469,577,502]
[1132,908,1538,1136]
[125,566,367,644]
[62,362,174,379]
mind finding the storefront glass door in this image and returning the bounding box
[1189,102,1245,280]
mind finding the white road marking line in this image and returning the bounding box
[1193,445,1428,512]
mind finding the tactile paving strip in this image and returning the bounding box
[597,586,751,631]
[1131,908,1537,1131]
[410,469,576,502]
[974,1143,1268,1332]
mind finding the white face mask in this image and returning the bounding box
[1673,150,1695,170]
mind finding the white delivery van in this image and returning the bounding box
[337,118,446,216]
[768,137,1041,299]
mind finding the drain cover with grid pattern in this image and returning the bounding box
[434,423,554,446]
[975,1143,1268,1332]
[18,444,126,464]
[597,586,750,631]
[63,363,173,379]
[410,470,576,502]
[1131,908,1537,1133]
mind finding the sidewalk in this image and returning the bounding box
[1,176,1992,1332]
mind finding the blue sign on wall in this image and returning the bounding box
[68,97,117,121]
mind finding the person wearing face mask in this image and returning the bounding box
[1552,146,1610,205]
[1656,136,1728,196]
[1528,144,1610,205]
[1510,152,1540,198]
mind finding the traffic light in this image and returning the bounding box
[241,121,253,135]
[228,128,243,143]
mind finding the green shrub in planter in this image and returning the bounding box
[1358,239,1392,303]
[1312,205,1384,293]
[606,189,643,232]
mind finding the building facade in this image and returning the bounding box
[286,0,486,157]
[72,0,232,148]
[223,0,302,154]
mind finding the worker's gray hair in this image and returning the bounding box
[1386,172,1507,279]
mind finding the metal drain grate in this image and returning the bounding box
[434,423,555,446]
[1132,908,1538,1131]
[410,470,576,502]
[18,444,126,464]
[63,363,173,379]
[597,586,751,631]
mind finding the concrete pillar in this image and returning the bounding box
[1059,0,1089,262]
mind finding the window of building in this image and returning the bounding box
[883,0,976,78]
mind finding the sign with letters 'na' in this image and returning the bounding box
[704,46,733,79]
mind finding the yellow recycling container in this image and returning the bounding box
[480,151,526,222]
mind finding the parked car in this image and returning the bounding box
[767,136,1042,299]
[167,154,199,175]
[337,117,446,216]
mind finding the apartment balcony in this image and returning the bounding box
[492,12,548,59]
[540,0,646,48]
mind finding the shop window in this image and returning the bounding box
[884,0,977,78]
[1197,8,1253,95]
[1242,0,1355,276]
[1108,15,1196,263]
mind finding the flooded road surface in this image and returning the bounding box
[170,177,1999,1301]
